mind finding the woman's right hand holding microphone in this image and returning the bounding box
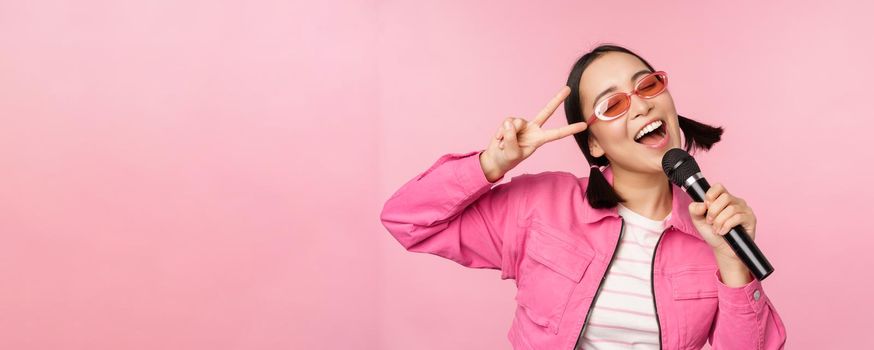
[479,86,589,182]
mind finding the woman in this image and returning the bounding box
[380,44,787,349]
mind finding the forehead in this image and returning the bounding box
[579,52,649,101]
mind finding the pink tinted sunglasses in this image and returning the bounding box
[587,71,668,125]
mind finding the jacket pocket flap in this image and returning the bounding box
[670,265,719,300]
[526,227,593,283]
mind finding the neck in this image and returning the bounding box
[611,165,673,221]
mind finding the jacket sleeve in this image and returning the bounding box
[708,269,788,349]
[379,149,527,280]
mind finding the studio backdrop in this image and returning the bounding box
[1,0,871,349]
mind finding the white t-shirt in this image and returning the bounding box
[577,203,671,349]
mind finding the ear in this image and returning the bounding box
[588,132,605,158]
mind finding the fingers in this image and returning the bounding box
[512,118,526,131]
[497,85,571,148]
[691,182,756,238]
[496,118,510,146]
[715,212,749,236]
[532,86,571,127]
[494,122,505,140]
[705,192,732,224]
[703,183,728,223]
[498,117,527,149]
[712,204,740,234]
[499,119,519,152]
[704,183,726,203]
[701,182,755,235]
[543,121,587,143]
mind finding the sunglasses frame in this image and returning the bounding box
[587,71,669,125]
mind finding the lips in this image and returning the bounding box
[633,119,666,144]
[633,119,663,141]
[636,123,669,149]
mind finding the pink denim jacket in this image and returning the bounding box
[380,149,787,349]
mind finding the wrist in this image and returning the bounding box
[715,255,744,269]
[479,150,504,183]
[716,258,752,287]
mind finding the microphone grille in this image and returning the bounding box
[661,148,701,186]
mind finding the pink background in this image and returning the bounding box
[1,0,871,349]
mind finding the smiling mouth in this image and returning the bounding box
[634,122,667,146]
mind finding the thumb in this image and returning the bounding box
[688,202,707,218]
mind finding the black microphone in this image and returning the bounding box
[662,148,774,280]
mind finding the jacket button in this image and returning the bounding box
[753,289,761,301]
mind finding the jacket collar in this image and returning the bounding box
[580,164,700,240]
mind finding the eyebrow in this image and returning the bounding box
[591,69,653,109]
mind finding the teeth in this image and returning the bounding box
[634,120,663,141]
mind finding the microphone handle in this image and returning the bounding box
[684,177,775,281]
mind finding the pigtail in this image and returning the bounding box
[677,114,724,153]
[586,164,625,209]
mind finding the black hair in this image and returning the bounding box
[564,43,724,209]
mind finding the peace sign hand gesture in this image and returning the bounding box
[479,86,589,182]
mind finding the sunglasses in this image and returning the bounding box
[587,71,668,125]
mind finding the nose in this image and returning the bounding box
[628,93,654,120]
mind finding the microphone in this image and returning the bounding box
[662,148,774,281]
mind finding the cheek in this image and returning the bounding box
[591,122,634,155]
[601,122,630,143]
[658,91,676,110]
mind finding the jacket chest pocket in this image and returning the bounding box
[669,265,719,348]
[515,226,593,335]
